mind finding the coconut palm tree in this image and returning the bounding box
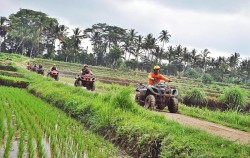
[182,47,191,68]
[228,52,240,75]
[158,30,171,49]
[200,49,211,72]
[190,49,201,68]
[71,27,84,62]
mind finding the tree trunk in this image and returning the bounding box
[128,52,131,61]
[65,55,68,62]
[15,38,24,53]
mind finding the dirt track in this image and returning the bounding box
[165,113,250,145]
[16,62,250,146]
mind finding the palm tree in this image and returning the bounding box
[127,29,137,60]
[228,52,240,75]
[72,27,83,62]
[239,58,250,80]
[200,49,211,72]
[182,47,191,68]
[134,35,143,62]
[164,45,175,64]
[190,49,200,68]
[174,45,183,62]
[158,30,171,49]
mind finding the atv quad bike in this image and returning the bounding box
[135,82,178,113]
[37,69,44,75]
[47,70,59,81]
[74,74,95,91]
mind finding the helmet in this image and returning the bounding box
[53,64,56,66]
[154,65,160,70]
[83,64,88,68]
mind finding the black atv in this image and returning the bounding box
[135,82,178,113]
[37,69,44,75]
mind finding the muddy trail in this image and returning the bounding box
[165,112,250,145]
[16,62,250,145]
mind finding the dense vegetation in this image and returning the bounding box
[1,9,249,84]
[0,53,250,157]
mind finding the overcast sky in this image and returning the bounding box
[1,0,250,58]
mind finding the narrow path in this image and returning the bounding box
[165,113,250,145]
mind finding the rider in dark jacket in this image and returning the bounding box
[50,64,57,71]
[81,64,93,75]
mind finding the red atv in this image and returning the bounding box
[74,74,95,91]
[27,64,32,70]
[47,70,59,81]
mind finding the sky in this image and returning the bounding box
[0,0,250,59]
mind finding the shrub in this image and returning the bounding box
[185,88,207,106]
[111,87,134,110]
[202,73,213,84]
[219,87,247,110]
[184,68,199,79]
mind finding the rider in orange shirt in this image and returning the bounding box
[148,65,172,85]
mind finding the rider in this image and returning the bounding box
[50,64,57,71]
[148,65,172,85]
[47,64,57,75]
[38,64,43,70]
[81,64,93,76]
[27,62,33,70]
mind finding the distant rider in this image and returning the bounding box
[50,64,57,71]
[148,65,172,85]
[47,64,57,75]
[81,64,93,76]
[38,64,43,70]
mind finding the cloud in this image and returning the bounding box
[0,0,249,58]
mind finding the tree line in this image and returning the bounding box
[0,9,249,83]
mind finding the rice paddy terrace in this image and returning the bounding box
[0,53,250,158]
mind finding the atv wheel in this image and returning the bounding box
[157,104,166,110]
[74,80,81,87]
[135,93,143,106]
[55,75,59,81]
[90,83,95,91]
[145,95,156,110]
[168,98,178,113]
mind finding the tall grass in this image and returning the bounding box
[185,88,207,105]
[111,87,134,109]
[220,86,248,110]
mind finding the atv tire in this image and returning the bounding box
[157,104,166,110]
[145,95,156,110]
[168,98,178,113]
[74,80,81,87]
[135,93,144,106]
[90,83,95,91]
[55,75,59,81]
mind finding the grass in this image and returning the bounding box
[26,71,250,157]
[220,86,248,110]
